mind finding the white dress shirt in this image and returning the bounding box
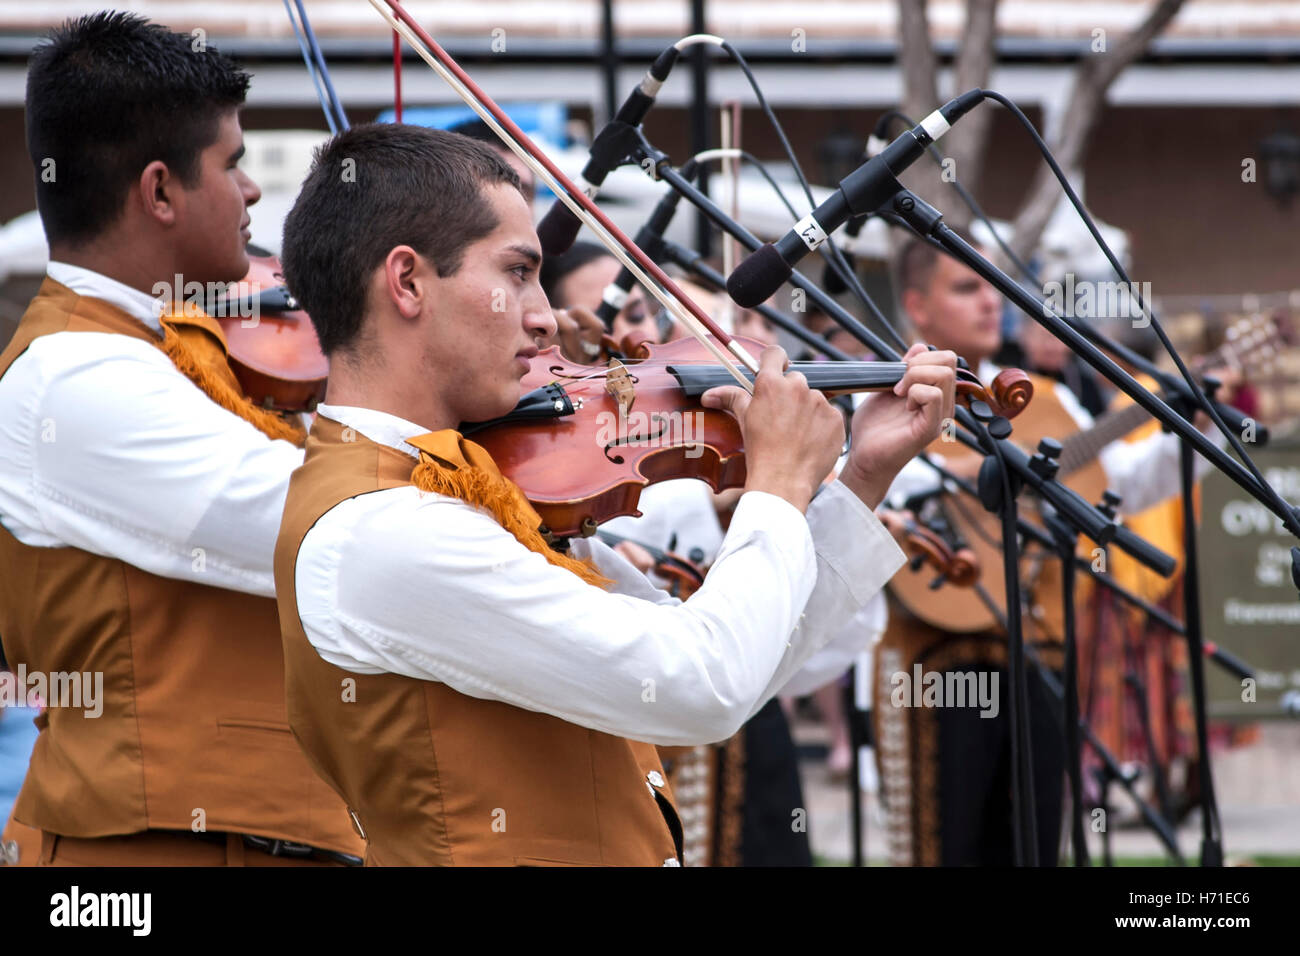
[294,404,907,746]
[0,264,304,597]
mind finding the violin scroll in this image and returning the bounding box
[988,369,1034,420]
[953,367,1034,421]
[898,513,981,590]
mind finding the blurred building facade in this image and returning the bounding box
[0,2,1298,305]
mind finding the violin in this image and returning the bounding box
[898,513,979,590]
[465,335,1033,539]
[595,529,707,599]
[214,249,329,412]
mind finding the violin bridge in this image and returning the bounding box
[605,358,636,417]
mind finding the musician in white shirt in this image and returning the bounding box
[872,228,1218,867]
[277,123,959,753]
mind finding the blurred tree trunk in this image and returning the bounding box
[896,0,942,212]
[1007,0,1189,262]
[894,0,1188,260]
[942,0,1001,226]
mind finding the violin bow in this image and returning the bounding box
[365,0,758,391]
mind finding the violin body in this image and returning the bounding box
[468,335,1033,539]
[472,337,750,539]
[216,253,329,412]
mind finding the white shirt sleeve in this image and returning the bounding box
[775,590,888,698]
[294,477,904,746]
[0,332,303,597]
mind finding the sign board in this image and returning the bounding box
[1200,446,1300,719]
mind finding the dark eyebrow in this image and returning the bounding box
[505,244,541,267]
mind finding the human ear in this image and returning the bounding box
[138,161,177,227]
[384,246,426,321]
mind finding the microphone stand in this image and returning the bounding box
[656,238,856,361]
[884,190,1281,866]
[632,136,1184,863]
[1179,432,1224,865]
[923,449,1260,863]
[1042,503,1092,866]
[634,147,1185,868]
[917,207,1299,535]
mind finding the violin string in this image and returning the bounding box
[367,0,756,392]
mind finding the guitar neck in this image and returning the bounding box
[1056,400,1156,477]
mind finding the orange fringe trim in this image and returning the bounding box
[410,458,610,589]
[158,325,306,447]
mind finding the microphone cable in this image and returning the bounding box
[673,36,912,354]
[981,89,1295,539]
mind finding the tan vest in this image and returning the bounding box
[0,279,361,854]
[275,417,685,865]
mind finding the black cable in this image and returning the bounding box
[979,88,1300,542]
[876,109,1038,283]
[691,148,801,220]
[717,40,911,355]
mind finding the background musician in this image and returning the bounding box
[875,229,1221,866]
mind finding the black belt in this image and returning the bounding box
[187,829,363,866]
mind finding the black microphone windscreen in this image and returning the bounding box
[537,203,584,257]
[726,244,791,309]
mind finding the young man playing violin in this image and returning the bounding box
[0,12,363,866]
[275,122,957,866]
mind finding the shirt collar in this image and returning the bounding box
[46,261,166,332]
[315,403,433,461]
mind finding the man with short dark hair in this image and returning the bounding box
[0,11,362,866]
[275,122,957,865]
[447,116,537,201]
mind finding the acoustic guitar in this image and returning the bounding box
[888,313,1281,638]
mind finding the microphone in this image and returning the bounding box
[594,160,696,329]
[821,112,895,295]
[537,46,682,256]
[727,89,985,308]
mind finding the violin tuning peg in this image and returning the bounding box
[928,574,947,591]
[909,554,926,573]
